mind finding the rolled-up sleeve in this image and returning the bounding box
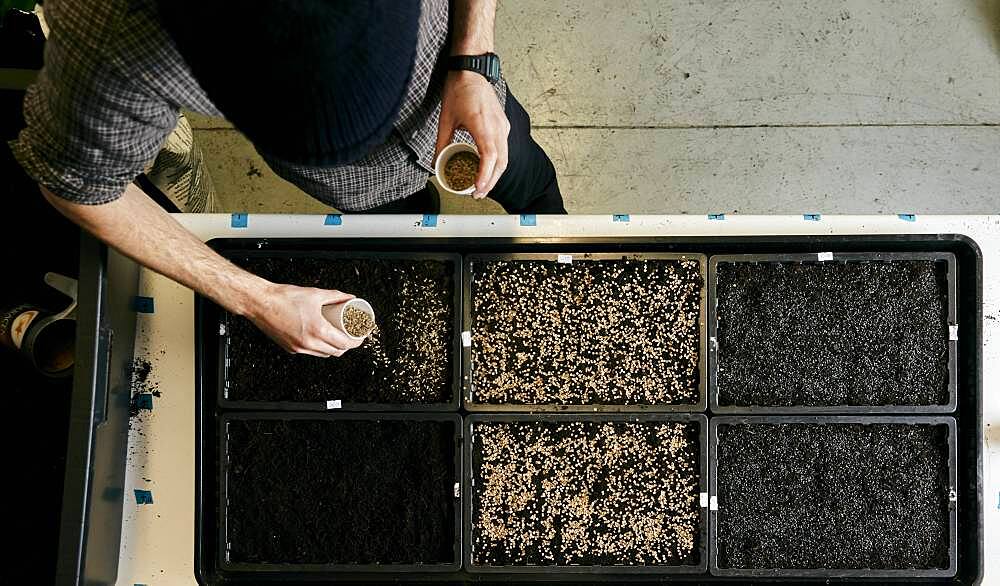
[9,11,179,205]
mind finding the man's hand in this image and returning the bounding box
[435,70,510,198]
[41,183,363,358]
[246,284,362,357]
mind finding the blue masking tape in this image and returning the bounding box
[134,489,153,505]
[612,214,630,222]
[132,296,155,313]
[520,214,537,226]
[421,214,438,227]
[803,213,821,221]
[134,393,153,410]
[708,213,726,220]
[898,213,917,222]
[231,213,248,228]
[324,214,342,226]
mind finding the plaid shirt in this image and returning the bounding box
[10,0,506,211]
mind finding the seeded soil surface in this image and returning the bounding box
[225,418,456,564]
[716,260,950,407]
[716,422,950,570]
[472,419,702,566]
[470,258,702,406]
[226,256,455,404]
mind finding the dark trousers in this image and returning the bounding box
[364,90,566,214]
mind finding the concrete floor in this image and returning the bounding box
[188,0,1000,214]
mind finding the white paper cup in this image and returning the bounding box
[322,298,375,341]
[434,142,479,196]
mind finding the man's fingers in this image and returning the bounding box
[320,324,362,352]
[319,289,354,306]
[475,140,498,197]
[434,114,455,162]
[483,117,510,195]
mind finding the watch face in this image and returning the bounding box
[485,54,501,83]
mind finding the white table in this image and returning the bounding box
[114,214,1000,585]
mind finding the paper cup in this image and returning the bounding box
[434,142,479,196]
[322,298,375,341]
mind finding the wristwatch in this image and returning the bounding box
[447,52,501,83]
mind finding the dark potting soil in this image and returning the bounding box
[471,420,701,566]
[226,256,455,404]
[716,260,950,407]
[716,422,950,570]
[470,259,702,405]
[225,418,456,565]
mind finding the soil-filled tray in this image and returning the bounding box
[465,413,708,573]
[709,416,958,578]
[219,413,462,573]
[219,252,461,410]
[464,253,707,411]
[709,252,958,413]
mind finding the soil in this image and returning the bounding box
[225,418,456,564]
[443,151,479,191]
[471,420,701,566]
[470,258,702,405]
[716,260,950,407]
[716,422,951,570]
[226,256,455,404]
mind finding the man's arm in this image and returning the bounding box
[434,0,509,199]
[42,183,360,357]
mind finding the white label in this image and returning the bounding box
[817,252,834,261]
[709,336,718,350]
[709,496,719,511]
[454,482,461,498]
[9,310,39,349]
[699,492,709,508]
[948,488,957,502]
[557,254,573,264]
[949,325,958,341]
[461,331,472,347]
[326,399,342,410]
[219,322,227,336]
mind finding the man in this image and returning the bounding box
[10,0,564,357]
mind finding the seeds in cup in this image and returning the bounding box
[343,305,374,337]
[444,151,479,191]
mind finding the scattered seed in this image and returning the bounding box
[470,258,702,406]
[471,420,701,567]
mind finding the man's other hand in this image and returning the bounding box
[435,70,510,199]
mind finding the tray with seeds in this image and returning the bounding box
[463,253,707,412]
[464,413,708,573]
[709,416,958,578]
[213,251,463,411]
[708,252,958,414]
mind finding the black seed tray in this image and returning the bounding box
[218,412,462,575]
[215,251,463,411]
[709,415,958,579]
[463,253,708,412]
[464,413,709,574]
[708,252,958,413]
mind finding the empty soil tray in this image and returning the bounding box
[710,416,957,578]
[221,253,460,409]
[466,413,708,573]
[709,253,957,413]
[220,413,461,573]
[465,253,706,411]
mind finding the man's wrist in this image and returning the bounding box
[225,272,274,319]
[451,41,492,56]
